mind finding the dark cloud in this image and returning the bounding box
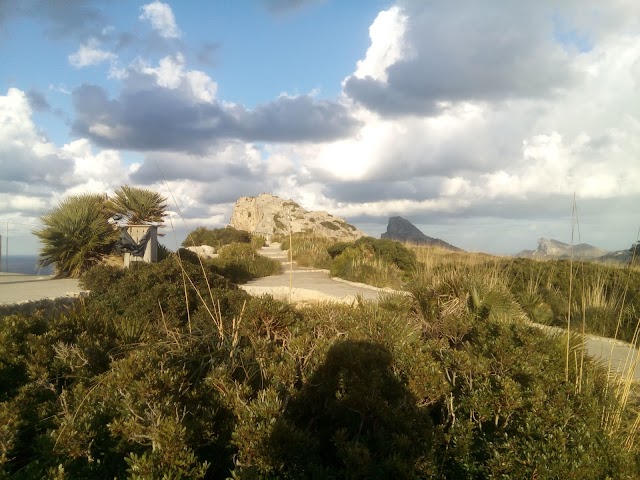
[26,89,50,112]
[195,42,221,66]
[263,0,322,14]
[72,78,360,152]
[324,178,443,203]
[345,1,577,116]
[0,144,72,186]
[0,0,110,39]
[131,147,265,184]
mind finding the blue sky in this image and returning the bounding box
[1,0,639,256]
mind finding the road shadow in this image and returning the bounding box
[268,340,438,479]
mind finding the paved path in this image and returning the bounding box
[0,272,85,305]
[240,243,401,304]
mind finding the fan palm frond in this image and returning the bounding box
[35,194,118,278]
[108,185,167,224]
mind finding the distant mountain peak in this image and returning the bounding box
[381,216,462,251]
[517,237,609,259]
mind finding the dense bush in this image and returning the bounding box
[500,257,640,342]
[211,242,282,283]
[279,233,334,269]
[329,237,416,288]
[1,251,638,478]
[183,226,252,249]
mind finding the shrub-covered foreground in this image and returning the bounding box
[1,258,638,478]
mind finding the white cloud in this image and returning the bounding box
[0,87,132,223]
[139,1,181,39]
[68,38,117,67]
[352,6,409,82]
[139,54,218,103]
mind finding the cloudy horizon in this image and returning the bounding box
[1,0,639,256]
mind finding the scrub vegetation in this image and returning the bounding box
[4,219,639,477]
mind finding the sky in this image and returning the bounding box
[1,0,640,256]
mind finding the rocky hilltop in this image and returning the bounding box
[516,238,609,260]
[381,216,463,251]
[230,193,365,240]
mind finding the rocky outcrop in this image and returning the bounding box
[516,238,609,260]
[229,193,365,240]
[381,216,463,251]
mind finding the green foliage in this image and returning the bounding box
[157,242,172,262]
[502,257,640,342]
[35,193,119,278]
[327,241,351,259]
[212,243,282,284]
[250,234,266,250]
[280,233,333,269]
[107,185,168,224]
[320,220,340,231]
[328,237,416,288]
[80,257,247,328]
[182,226,251,249]
[1,252,638,478]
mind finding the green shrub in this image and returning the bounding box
[327,241,351,259]
[2,252,638,479]
[501,257,640,342]
[330,243,405,288]
[182,226,251,249]
[212,243,281,283]
[250,234,266,250]
[328,238,415,288]
[320,220,340,231]
[280,233,333,268]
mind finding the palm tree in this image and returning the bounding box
[108,186,167,224]
[35,194,119,278]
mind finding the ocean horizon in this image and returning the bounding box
[0,255,53,276]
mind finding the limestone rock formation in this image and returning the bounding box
[516,238,609,260]
[230,193,365,240]
[381,216,463,251]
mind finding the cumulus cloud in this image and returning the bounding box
[25,89,50,111]
[344,1,579,116]
[0,0,107,39]
[139,1,181,39]
[0,88,132,220]
[263,0,321,14]
[71,55,360,151]
[69,38,117,67]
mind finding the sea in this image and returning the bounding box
[0,255,53,275]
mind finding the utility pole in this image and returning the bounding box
[288,209,293,303]
[4,222,7,273]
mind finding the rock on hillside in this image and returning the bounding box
[230,193,365,240]
[516,238,609,260]
[381,216,463,251]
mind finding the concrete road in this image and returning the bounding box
[0,273,85,305]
